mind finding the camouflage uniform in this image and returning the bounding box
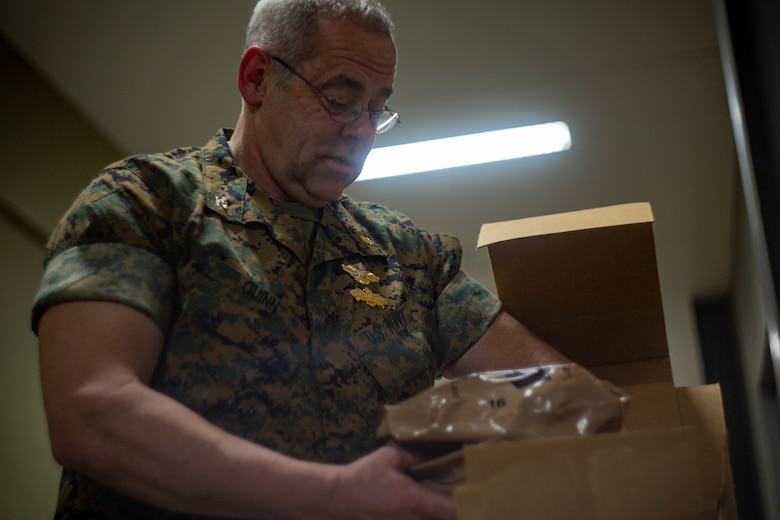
[31,129,502,519]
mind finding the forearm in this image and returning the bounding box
[443,310,569,379]
[49,375,336,519]
[38,301,335,519]
[49,377,457,520]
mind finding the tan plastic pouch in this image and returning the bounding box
[377,364,629,494]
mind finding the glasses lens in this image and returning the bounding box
[373,110,400,135]
[327,100,400,135]
[327,98,360,122]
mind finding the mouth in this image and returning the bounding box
[322,155,359,176]
[327,155,353,167]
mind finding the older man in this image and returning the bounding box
[33,1,566,518]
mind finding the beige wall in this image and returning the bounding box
[0,218,60,517]
[0,38,122,517]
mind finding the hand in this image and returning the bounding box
[326,445,458,520]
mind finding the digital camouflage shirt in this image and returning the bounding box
[32,129,502,519]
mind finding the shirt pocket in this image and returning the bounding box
[347,303,435,402]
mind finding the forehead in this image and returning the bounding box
[305,18,397,95]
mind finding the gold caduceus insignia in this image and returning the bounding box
[342,262,380,286]
[349,287,388,309]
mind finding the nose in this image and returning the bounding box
[341,110,376,142]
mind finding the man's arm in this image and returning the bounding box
[38,301,456,520]
[442,310,569,379]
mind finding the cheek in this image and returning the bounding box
[354,149,371,170]
[355,137,376,163]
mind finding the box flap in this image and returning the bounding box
[477,202,654,248]
[478,203,671,380]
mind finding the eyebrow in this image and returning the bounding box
[322,73,394,99]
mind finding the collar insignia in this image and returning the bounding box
[215,194,229,210]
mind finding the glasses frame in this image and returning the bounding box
[270,55,400,135]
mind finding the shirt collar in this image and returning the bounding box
[201,128,251,223]
[200,128,387,262]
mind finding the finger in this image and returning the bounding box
[382,444,427,471]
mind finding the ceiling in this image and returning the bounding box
[0,0,737,385]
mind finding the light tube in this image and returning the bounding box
[357,121,572,182]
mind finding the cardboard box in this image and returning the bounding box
[452,202,737,519]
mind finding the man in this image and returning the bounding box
[32,1,567,518]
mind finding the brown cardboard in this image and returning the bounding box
[453,202,737,519]
[477,202,671,386]
[677,385,739,519]
[454,428,719,520]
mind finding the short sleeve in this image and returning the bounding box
[30,158,184,335]
[429,234,503,368]
[31,243,175,334]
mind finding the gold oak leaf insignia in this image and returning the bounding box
[348,287,388,309]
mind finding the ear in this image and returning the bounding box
[237,46,272,107]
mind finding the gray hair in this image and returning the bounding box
[245,0,395,65]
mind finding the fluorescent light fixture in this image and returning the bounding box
[357,121,571,182]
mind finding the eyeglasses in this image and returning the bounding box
[270,55,401,135]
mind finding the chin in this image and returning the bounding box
[318,176,357,199]
[303,186,347,207]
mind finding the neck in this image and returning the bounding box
[228,116,290,202]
